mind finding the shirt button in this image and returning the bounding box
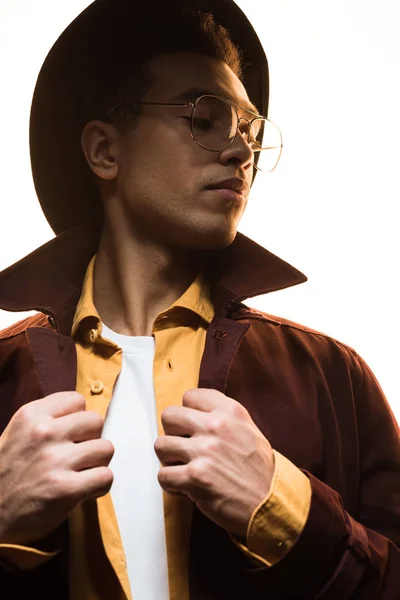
[91,380,104,394]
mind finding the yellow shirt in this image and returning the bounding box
[0,256,311,599]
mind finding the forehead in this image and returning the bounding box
[144,52,258,113]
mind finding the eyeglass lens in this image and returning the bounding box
[191,96,282,172]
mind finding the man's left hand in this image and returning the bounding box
[154,388,275,537]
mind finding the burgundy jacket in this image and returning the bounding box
[0,227,399,600]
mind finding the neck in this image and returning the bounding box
[93,220,202,337]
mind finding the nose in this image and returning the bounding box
[217,126,254,172]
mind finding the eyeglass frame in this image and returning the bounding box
[107,94,283,172]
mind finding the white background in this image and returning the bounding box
[0,1,399,421]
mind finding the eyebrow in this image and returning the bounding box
[171,87,260,115]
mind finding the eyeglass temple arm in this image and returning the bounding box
[107,100,193,118]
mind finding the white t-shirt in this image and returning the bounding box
[101,323,169,600]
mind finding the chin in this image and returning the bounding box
[178,227,238,251]
[206,230,237,250]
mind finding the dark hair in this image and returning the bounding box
[92,8,244,130]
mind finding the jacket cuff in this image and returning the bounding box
[232,450,311,566]
[0,544,59,571]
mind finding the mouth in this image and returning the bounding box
[206,177,247,193]
[205,187,245,204]
[205,177,248,204]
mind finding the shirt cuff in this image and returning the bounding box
[232,450,312,567]
[0,544,59,571]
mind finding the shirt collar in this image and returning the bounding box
[71,255,99,337]
[71,254,214,339]
[156,273,214,325]
[0,225,307,335]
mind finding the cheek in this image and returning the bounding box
[117,149,199,216]
[116,122,210,206]
[125,130,193,173]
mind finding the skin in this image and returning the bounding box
[87,52,275,537]
[87,52,255,336]
[155,389,274,537]
[0,52,274,546]
[0,392,114,545]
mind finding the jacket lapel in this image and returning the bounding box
[198,317,250,392]
[27,328,77,396]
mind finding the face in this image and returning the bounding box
[97,53,257,250]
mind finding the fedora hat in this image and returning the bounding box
[29,0,269,235]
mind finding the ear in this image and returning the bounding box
[81,120,120,181]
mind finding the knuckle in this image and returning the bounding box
[68,392,86,411]
[14,402,34,426]
[161,406,173,419]
[157,467,174,491]
[101,439,115,459]
[202,437,221,455]
[45,470,72,500]
[154,437,164,452]
[78,467,114,501]
[86,411,104,432]
[96,467,114,493]
[30,419,54,444]
[188,458,212,488]
[182,389,198,406]
[230,400,248,420]
[208,414,228,435]
[157,467,167,485]
[154,436,164,452]
[47,391,85,411]
[160,407,174,426]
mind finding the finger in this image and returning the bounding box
[161,406,208,436]
[24,392,86,419]
[182,389,232,412]
[183,389,249,420]
[69,439,114,471]
[158,464,190,495]
[74,466,114,500]
[56,411,104,442]
[154,435,193,465]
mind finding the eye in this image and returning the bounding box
[192,117,214,130]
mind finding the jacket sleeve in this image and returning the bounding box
[243,352,400,599]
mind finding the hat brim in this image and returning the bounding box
[29,0,269,235]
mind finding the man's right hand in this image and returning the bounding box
[0,392,114,546]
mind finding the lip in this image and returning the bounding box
[206,187,245,203]
[206,177,248,195]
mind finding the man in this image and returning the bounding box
[0,0,398,598]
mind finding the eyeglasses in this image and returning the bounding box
[107,94,283,173]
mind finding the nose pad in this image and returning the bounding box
[237,117,251,143]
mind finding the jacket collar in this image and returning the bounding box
[0,225,306,335]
